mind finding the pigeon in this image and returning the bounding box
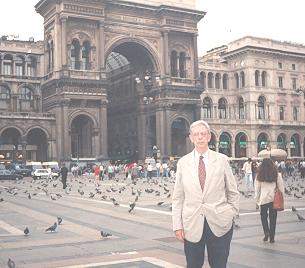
[129,202,136,213]
[157,201,164,206]
[57,217,63,225]
[297,213,305,221]
[100,230,112,238]
[292,206,297,212]
[0,198,4,202]
[28,193,31,199]
[7,258,15,268]
[24,227,29,236]
[45,222,57,232]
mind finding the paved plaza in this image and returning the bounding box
[1,172,305,268]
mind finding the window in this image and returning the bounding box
[278,76,283,88]
[20,86,33,100]
[71,39,81,70]
[292,64,296,70]
[223,73,228,89]
[238,97,245,119]
[202,97,212,118]
[208,72,214,88]
[240,71,245,87]
[179,52,186,78]
[0,85,10,99]
[293,107,298,121]
[82,41,91,70]
[258,96,265,119]
[200,72,206,89]
[15,56,25,76]
[47,39,54,72]
[27,57,36,76]
[215,73,221,89]
[255,70,260,86]
[234,73,239,88]
[3,54,13,75]
[292,78,297,90]
[279,106,285,120]
[262,71,267,87]
[278,62,282,69]
[218,98,227,119]
[170,51,178,77]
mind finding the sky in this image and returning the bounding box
[1,0,305,56]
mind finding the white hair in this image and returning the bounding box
[189,120,210,134]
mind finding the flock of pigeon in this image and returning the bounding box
[1,170,305,267]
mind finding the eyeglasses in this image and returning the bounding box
[191,132,210,137]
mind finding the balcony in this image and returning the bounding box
[0,112,55,120]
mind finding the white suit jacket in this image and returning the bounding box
[172,149,239,242]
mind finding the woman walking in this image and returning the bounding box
[255,158,284,243]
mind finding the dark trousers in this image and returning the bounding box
[184,219,233,268]
[62,177,67,189]
[260,202,277,240]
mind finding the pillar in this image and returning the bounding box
[162,31,169,76]
[61,16,68,67]
[99,20,105,70]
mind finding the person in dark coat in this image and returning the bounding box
[60,163,68,189]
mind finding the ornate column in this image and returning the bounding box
[137,109,146,161]
[98,20,105,70]
[156,106,165,158]
[193,33,199,79]
[99,100,108,159]
[162,30,169,76]
[60,98,70,161]
[61,16,68,67]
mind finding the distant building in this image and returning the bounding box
[0,0,204,163]
[199,36,305,158]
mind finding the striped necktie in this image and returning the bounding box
[198,155,206,191]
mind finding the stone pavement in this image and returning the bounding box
[0,173,305,268]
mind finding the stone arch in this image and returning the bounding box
[170,117,190,157]
[27,128,49,161]
[235,132,248,158]
[219,131,232,157]
[257,132,270,153]
[105,36,161,74]
[69,110,98,129]
[70,113,96,158]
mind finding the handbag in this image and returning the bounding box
[273,179,284,211]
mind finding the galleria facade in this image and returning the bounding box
[0,0,304,164]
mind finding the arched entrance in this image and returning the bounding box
[290,134,300,157]
[171,118,189,157]
[27,128,48,161]
[0,128,22,162]
[277,133,287,151]
[235,132,247,158]
[106,40,160,161]
[257,132,269,153]
[71,115,94,159]
[208,132,216,151]
[219,132,232,156]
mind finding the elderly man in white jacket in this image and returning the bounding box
[172,120,239,268]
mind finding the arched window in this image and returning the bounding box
[3,54,13,75]
[170,51,178,77]
[71,39,81,70]
[202,97,212,118]
[82,41,91,70]
[279,106,285,120]
[20,86,33,100]
[208,72,214,88]
[27,56,37,76]
[215,73,221,89]
[179,52,186,78]
[47,39,54,72]
[234,73,239,89]
[240,71,245,87]
[258,96,265,119]
[262,71,267,87]
[218,98,227,119]
[255,70,260,86]
[223,73,229,89]
[15,56,25,76]
[238,97,245,119]
[200,71,206,89]
[0,85,10,99]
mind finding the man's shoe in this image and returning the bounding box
[263,234,269,242]
[270,238,275,243]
